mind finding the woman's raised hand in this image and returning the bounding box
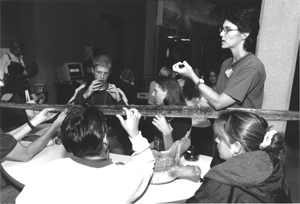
[172,61,195,78]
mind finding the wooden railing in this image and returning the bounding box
[0,102,299,121]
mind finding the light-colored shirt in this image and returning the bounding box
[16,134,155,204]
[0,52,24,80]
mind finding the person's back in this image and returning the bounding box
[16,155,153,203]
[16,105,155,204]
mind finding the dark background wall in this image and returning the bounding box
[1,0,147,104]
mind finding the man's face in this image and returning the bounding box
[92,66,111,86]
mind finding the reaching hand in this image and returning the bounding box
[116,107,141,138]
[152,114,172,137]
[172,61,195,79]
[107,84,121,102]
[52,108,68,127]
[34,108,57,123]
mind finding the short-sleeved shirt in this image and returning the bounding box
[0,128,18,161]
[216,52,266,109]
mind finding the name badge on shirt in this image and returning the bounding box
[225,68,233,78]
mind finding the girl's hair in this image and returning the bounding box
[159,66,174,78]
[182,78,201,101]
[155,76,185,106]
[225,6,260,51]
[60,104,108,158]
[214,110,287,161]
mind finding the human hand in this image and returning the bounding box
[152,114,172,137]
[172,61,195,79]
[116,107,141,138]
[107,84,121,102]
[31,108,57,126]
[52,108,68,127]
[83,80,102,98]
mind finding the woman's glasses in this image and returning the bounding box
[219,28,239,35]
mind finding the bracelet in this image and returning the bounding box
[196,78,205,87]
[27,121,35,130]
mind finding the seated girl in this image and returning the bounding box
[186,110,291,203]
[150,76,192,151]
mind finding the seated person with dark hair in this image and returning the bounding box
[17,106,155,204]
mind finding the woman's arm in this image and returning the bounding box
[4,110,67,162]
[173,61,236,110]
[8,108,58,141]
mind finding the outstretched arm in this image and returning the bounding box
[4,109,68,162]
[173,61,236,110]
[8,108,57,141]
[116,107,154,162]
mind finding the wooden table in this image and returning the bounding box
[2,124,212,203]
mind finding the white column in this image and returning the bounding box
[256,0,299,134]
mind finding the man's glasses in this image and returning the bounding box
[219,28,239,35]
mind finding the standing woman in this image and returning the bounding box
[186,110,291,203]
[151,76,192,151]
[173,7,266,111]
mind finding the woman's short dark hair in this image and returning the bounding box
[225,6,260,51]
[60,105,108,158]
[182,78,200,101]
[214,110,287,161]
[155,76,185,106]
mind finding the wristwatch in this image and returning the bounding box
[195,78,205,87]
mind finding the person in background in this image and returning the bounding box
[148,66,175,105]
[115,68,137,105]
[73,55,128,154]
[74,55,126,106]
[182,77,213,156]
[0,108,67,203]
[16,105,155,204]
[23,61,45,104]
[206,66,220,92]
[151,76,191,151]
[0,40,25,88]
[186,110,291,203]
[173,6,265,167]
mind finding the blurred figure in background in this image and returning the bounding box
[115,68,137,105]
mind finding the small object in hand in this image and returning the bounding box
[179,64,184,69]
